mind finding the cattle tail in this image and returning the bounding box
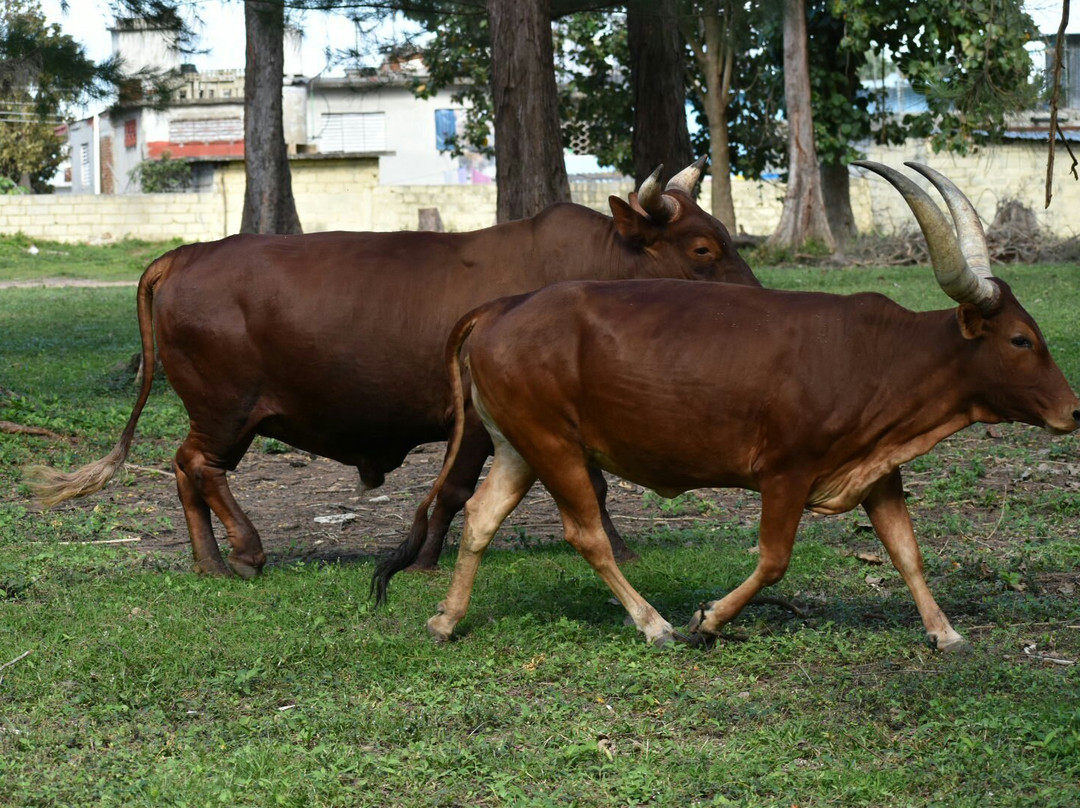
[371,302,496,604]
[25,255,173,506]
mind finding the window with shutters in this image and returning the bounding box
[80,144,91,186]
[318,112,386,152]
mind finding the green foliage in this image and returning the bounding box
[128,151,192,193]
[832,0,1040,154]
[0,175,29,194]
[555,12,632,174]
[0,0,123,118]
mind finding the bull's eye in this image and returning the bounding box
[693,246,711,256]
[1010,335,1033,349]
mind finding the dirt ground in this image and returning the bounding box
[44,428,1079,586]
[83,441,764,569]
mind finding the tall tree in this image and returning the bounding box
[679,0,740,228]
[1,0,123,190]
[811,0,1039,246]
[767,0,834,250]
[486,0,570,221]
[627,0,693,189]
[240,0,301,234]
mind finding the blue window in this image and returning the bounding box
[435,109,456,151]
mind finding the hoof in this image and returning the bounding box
[688,601,717,634]
[427,614,455,643]
[931,634,971,654]
[614,550,640,565]
[192,559,233,577]
[227,557,263,579]
[404,562,440,573]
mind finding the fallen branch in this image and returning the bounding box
[748,595,810,618]
[0,650,32,674]
[57,536,141,545]
[125,464,173,478]
[0,421,65,440]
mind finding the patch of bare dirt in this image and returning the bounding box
[67,441,759,570]
[30,427,1080,584]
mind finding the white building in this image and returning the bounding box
[69,19,488,194]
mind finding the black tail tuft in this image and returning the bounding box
[371,507,429,606]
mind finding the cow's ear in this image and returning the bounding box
[956,304,987,340]
[610,195,656,245]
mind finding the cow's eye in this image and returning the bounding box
[694,246,711,256]
[1011,335,1033,349]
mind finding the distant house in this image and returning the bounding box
[68,18,489,195]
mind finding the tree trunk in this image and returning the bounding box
[680,2,738,230]
[627,0,694,189]
[487,0,571,223]
[240,0,302,235]
[709,118,736,230]
[820,159,856,248]
[767,0,834,251]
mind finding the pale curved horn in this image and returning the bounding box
[665,155,707,196]
[904,161,997,311]
[637,164,680,223]
[854,161,999,312]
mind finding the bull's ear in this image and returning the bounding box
[956,303,987,340]
[610,195,657,245]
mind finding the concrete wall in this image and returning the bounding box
[3,141,1079,244]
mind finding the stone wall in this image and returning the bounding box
[1,141,1078,244]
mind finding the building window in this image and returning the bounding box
[318,112,386,152]
[80,143,91,186]
[124,119,137,148]
[435,109,456,151]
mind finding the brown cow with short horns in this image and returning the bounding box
[373,162,1080,650]
[27,160,757,578]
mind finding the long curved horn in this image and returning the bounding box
[665,155,707,196]
[637,164,680,223]
[854,161,999,313]
[904,161,997,309]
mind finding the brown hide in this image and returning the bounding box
[29,181,755,578]
[407,278,1078,648]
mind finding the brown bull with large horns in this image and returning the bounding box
[373,162,1080,650]
[27,160,758,577]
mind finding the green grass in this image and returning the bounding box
[0,234,180,283]
[1,238,1079,806]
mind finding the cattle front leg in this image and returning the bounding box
[175,440,266,578]
[427,438,536,641]
[690,483,805,639]
[863,470,967,652]
[408,419,492,571]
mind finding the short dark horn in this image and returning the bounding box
[637,164,680,223]
[665,156,707,196]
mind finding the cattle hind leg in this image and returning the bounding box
[174,436,266,578]
[408,417,493,571]
[533,460,676,646]
[427,437,536,640]
[862,470,967,652]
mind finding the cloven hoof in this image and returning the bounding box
[192,559,233,577]
[226,558,263,579]
[932,634,972,654]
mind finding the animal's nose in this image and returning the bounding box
[1074,408,1080,424]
